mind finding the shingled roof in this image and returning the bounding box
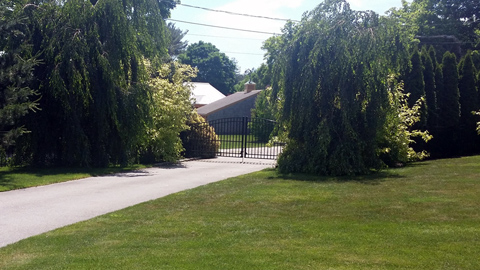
[196,89,262,117]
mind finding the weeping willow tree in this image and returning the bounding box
[275,0,419,175]
[14,0,175,166]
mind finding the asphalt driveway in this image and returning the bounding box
[0,157,275,248]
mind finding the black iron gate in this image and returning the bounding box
[184,117,284,160]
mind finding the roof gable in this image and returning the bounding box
[197,90,262,116]
[190,82,225,105]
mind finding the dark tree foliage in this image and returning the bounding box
[439,52,461,127]
[434,65,444,111]
[178,41,238,95]
[428,64,445,157]
[457,52,479,154]
[234,64,272,92]
[275,0,410,176]
[428,45,438,70]
[435,0,480,45]
[478,70,480,106]
[421,46,437,131]
[435,52,460,157]
[15,0,173,167]
[405,47,427,127]
[397,0,480,51]
[250,87,276,142]
[471,50,480,71]
[0,1,39,162]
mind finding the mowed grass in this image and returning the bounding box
[219,134,268,149]
[0,164,149,192]
[1,156,480,269]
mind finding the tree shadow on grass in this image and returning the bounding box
[0,164,163,191]
[266,169,405,186]
[0,166,39,191]
[404,161,430,168]
[0,170,17,191]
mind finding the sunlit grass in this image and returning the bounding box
[218,134,268,149]
[1,156,479,269]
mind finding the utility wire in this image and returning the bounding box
[223,51,264,56]
[188,33,266,41]
[177,3,300,23]
[167,19,280,35]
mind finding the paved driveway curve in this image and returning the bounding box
[0,157,275,248]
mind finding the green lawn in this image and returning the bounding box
[218,134,268,149]
[0,165,149,192]
[1,156,480,269]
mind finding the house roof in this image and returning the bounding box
[197,90,262,116]
[190,82,225,106]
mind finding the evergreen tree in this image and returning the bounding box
[428,64,445,157]
[0,2,39,163]
[405,47,427,128]
[166,23,188,60]
[439,52,461,128]
[478,70,480,106]
[421,46,437,131]
[434,65,444,116]
[428,45,438,71]
[437,52,460,157]
[457,52,479,154]
[471,50,480,71]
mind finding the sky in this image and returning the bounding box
[170,0,407,73]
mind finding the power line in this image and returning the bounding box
[177,3,300,23]
[188,33,266,41]
[167,19,280,35]
[223,51,264,56]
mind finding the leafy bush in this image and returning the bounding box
[474,111,480,135]
[378,76,432,166]
[141,60,196,162]
[181,112,220,158]
[250,87,276,142]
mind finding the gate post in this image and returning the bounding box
[241,117,248,162]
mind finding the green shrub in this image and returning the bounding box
[181,112,220,158]
[141,60,196,163]
[250,87,277,143]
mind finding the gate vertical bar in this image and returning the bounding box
[242,117,247,163]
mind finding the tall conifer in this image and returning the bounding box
[457,52,479,154]
[471,50,480,71]
[428,64,445,157]
[428,45,438,71]
[405,48,426,128]
[437,52,460,157]
[439,52,461,128]
[0,3,39,162]
[421,46,437,131]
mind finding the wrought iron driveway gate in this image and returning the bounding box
[184,117,284,160]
